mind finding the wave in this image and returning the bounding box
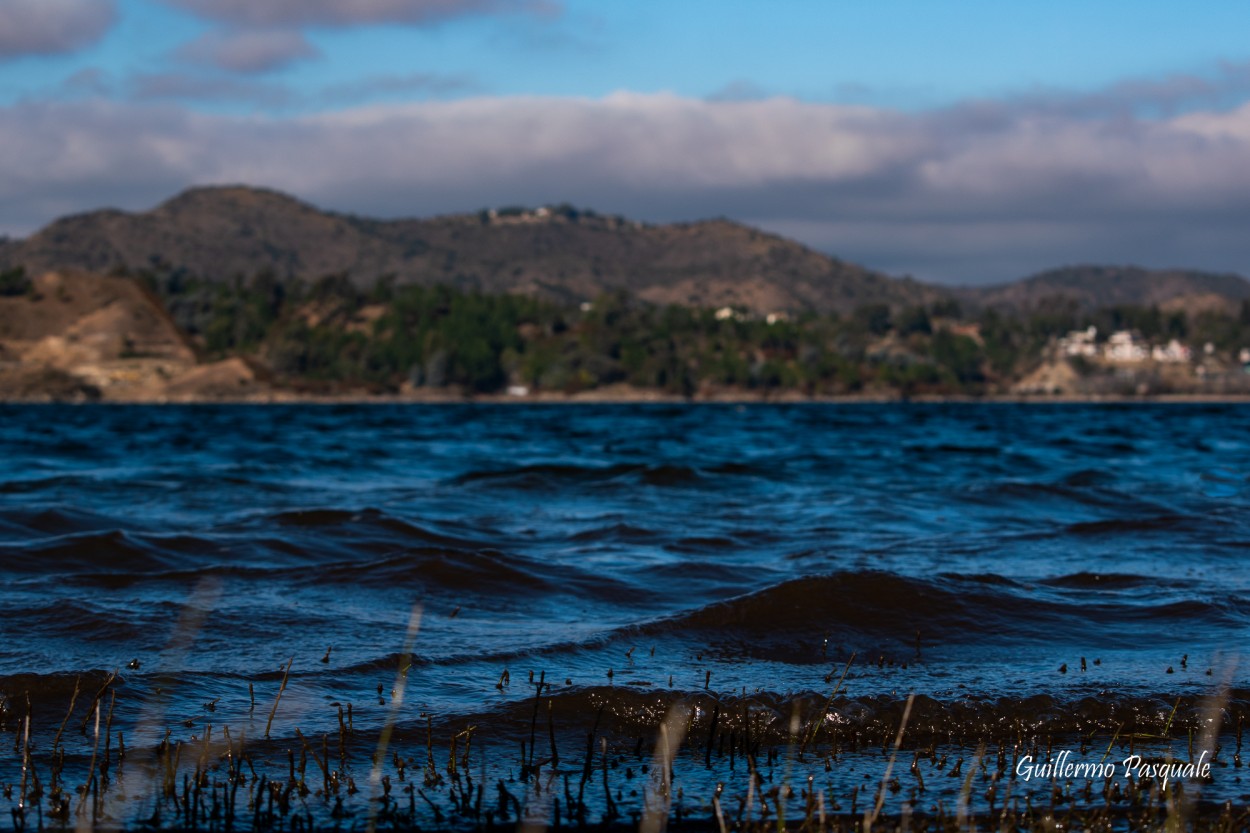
[1065,514,1211,535]
[634,571,1250,651]
[0,506,132,539]
[304,547,630,599]
[1,530,181,573]
[452,461,773,491]
[265,507,489,548]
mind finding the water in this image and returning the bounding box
[2,403,1249,829]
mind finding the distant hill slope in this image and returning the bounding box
[0,269,193,362]
[0,268,270,401]
[965,265,1250,311]
[9,188,1250,317]
[0,186,943,315]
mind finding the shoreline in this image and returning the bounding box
[5,388,1250,404]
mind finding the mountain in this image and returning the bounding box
[0,186,943,315]
[8,187,1250,317]
[965,265,1250,312]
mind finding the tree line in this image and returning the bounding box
[121,266,1250,396]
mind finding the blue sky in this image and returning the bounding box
[8,0,1250,111]
[3,0,1250,283]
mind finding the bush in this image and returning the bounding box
[853,303,892,335]
[0,267,30,297]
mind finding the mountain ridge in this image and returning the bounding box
[3,185,1250,314]
[0,185,942,315]
[965,264,1250,312]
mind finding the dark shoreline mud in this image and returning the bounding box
[8,390,1250,404]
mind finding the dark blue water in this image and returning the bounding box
[2,404,1248,829]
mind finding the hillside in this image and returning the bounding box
[0,269,265,401]
[965,265,1250,312]
[0,186,943,316]
[5,187,1250,325]
[1,266,1249,402]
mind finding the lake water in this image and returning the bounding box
[2,403,1248,829]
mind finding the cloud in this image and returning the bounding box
[321,72,478,104]
[61,68,114,98]
[175,29,321,74]
[126,69,473,110]
[0,0,117,59]
[4,92,1250,283]
[706,80,772,103]
[157,0,559,28]
[129,73,295,107]
[966,61,1250,122]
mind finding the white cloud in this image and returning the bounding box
[4,94,1250,283]
[175,29,321,74]
[129,73,295,107]
[157,0,558,28]
[1172,100,1250,142]
[320,72,477,104]
[0,0,117,59]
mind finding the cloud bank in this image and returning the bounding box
[0,0,117,59]
[4,92,1250,283]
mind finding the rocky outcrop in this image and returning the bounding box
[0,269,273,401]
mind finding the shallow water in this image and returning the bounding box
[2,403,1249,828]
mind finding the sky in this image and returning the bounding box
[3,1,1250,285]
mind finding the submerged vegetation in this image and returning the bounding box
[125,266,1250,397]
[2,649,1246,832]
